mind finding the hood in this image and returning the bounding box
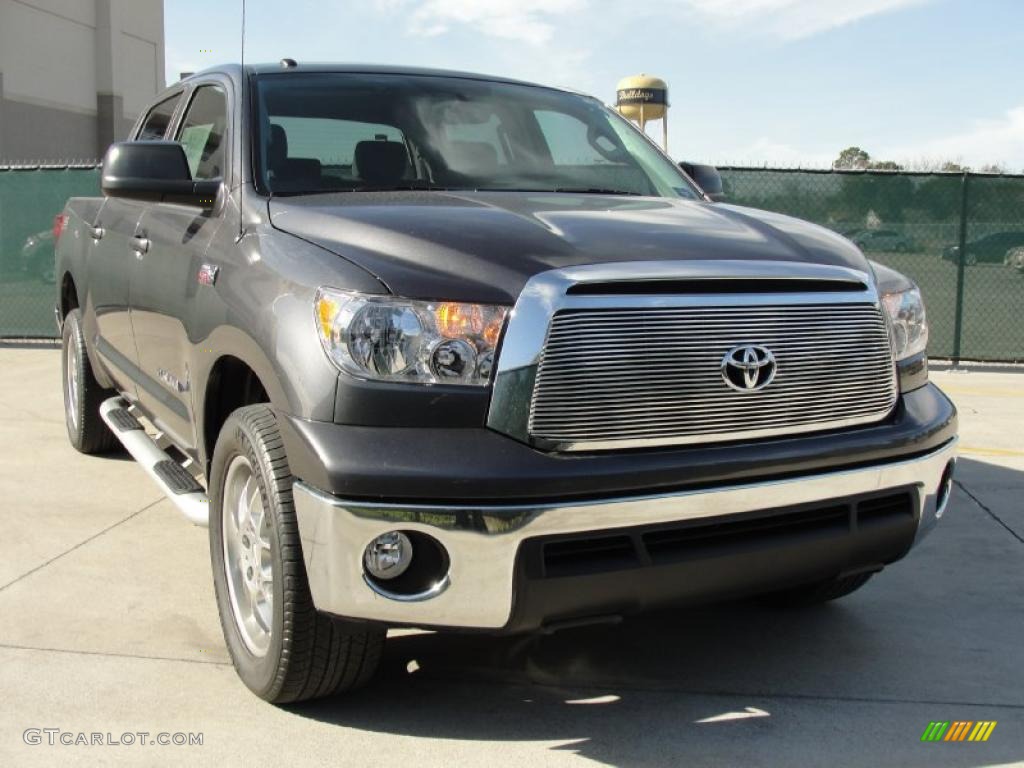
[268,191,870,304]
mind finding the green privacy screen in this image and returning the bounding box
[0,166,101,337]
[2,165,1022,361]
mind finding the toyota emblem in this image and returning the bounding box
[721,344,777,392]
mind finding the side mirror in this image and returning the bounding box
[101,141,219,207]
[680,161,725,202]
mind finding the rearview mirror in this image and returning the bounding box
[101,141,219,207]
[679,161,725,202]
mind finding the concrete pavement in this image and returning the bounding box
[1,347,1022,767]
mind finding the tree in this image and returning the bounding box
[904,159,967,172]
[835,173,914,222]
[979,163,1007,174]
[834,146,871,170]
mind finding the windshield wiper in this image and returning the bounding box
[550,187,644,196]
[470,186,645,196]
[359,184,464,192]
[275,184,464,196]
[277,185,645,196]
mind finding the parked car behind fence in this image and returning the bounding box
[1006,246,1024,274]
[942,231,1024,266]
[851,229,914,253]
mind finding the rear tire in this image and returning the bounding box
[209,405,385,703]
[61,308,118,454]
[762,572,874,608]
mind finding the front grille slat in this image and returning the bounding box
[534,373,895,393]
[533,398,898,422]
[534,356,896,375]
[529,302,898,449]
[533,379,898,402]
[536,409,905,434]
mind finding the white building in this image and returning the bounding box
[0,0,164,162]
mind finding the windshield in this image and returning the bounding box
[254,72,699,199]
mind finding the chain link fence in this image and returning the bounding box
[1,165,1022,361]
[0,164,100,337]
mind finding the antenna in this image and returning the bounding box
[238,0,246,240]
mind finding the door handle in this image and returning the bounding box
[90,225,105,240]
[130,236,150,254]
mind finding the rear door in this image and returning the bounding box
[131,82,229,448]
[88,92,183,396]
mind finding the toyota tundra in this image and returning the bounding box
[54,62,958,704]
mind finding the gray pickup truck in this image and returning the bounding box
[55,62,958,704]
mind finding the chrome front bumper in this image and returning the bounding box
[292,439,957,629]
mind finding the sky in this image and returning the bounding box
[164,0,1024,170]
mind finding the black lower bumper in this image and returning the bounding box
[506,487,919,633]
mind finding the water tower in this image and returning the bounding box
[616,74,669,151]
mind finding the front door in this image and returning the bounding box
[131,83,229,449]
[87,90,185,400]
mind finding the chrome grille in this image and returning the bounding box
[529,302,898,450]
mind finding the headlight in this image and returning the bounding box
[315,288,509,386]
[881,285,928,360]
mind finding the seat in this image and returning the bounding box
[268,123,322,192]
[352,140,410,188]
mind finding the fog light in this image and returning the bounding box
[363,532,413,580]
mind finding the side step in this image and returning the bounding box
[99,397,209,527]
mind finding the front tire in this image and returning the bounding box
[61,309,118,454]
[209,405,385,703]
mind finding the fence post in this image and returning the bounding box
[951,171,970,366]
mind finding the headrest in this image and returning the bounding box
[353,140,409,187]
[446,141,499,175]
[269,124,288,170]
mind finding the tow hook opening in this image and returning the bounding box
[362,530,451,601]
[936,458,956,519]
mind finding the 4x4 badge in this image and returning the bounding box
[721,344,777,392]
[197,263,219,286]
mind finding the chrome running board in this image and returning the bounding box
[99,397,209,527]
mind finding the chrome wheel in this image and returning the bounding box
[65,335,79,430]
[222,455,274,657]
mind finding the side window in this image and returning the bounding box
[136,94,181,141]
[176,85,228,180]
